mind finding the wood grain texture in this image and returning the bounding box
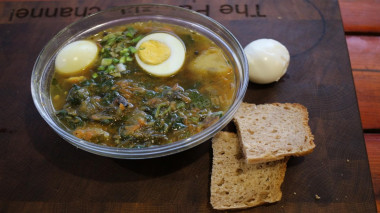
[0,0,376,212]
[352,71,380,130]
[347,36,380,71]
[339,0,380,212]
[365,134,380,213]
[338,0,380,33]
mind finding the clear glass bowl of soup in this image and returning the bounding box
[31,4,248,159]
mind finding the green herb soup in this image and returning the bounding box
[51,21,236,148]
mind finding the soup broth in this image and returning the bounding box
[51,21,236,148]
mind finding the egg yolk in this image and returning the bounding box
[137,40,171,65]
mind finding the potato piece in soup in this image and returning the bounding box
[188,47,232,76]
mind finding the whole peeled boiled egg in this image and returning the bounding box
[244,39,290,84]
[55,40,98,76]
[135,32,186,77]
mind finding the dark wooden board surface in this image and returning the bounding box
[0,0,376,212]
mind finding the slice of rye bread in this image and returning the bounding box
[233,102,315,164]
[210,131,288,210]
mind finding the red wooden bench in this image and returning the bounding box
[339,0,380,211]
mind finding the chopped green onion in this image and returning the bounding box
[101,58,113,66]
[126,56,133,62]
[102,33,115,42]
[131,35,143,43]
[112,58,119,63]
[97,65,105,71]
[92,73,98,79]
[129,46,137,54]
[107,64,115,72]
[119,56,126,64]
[124,27,137,38]
[120,48,129,54]
[107,37,116,46]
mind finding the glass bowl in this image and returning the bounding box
[31,4,249,159]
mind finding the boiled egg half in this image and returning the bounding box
[55,40,98,76]
[135,32,186,77]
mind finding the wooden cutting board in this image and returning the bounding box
[0,0,376,212]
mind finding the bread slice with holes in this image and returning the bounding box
[210,131,288,210]
[233,102,315,164]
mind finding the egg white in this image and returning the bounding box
[135,33,186,77]
[244,39,290,84]
[55,40,98,76]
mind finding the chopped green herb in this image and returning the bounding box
[124,27,137,38]
[112,58,119,64]
[97,65,105,71]
[119,56,126,64]
[131,35,143,43]
[129,46,137,53]
[120,48,129,55]
[107,64,115,72]
[101,58,113,66]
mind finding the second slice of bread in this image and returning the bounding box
[210,131,288,210]
[233,103,315,164]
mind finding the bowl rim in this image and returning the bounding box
[31,3,249,159]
